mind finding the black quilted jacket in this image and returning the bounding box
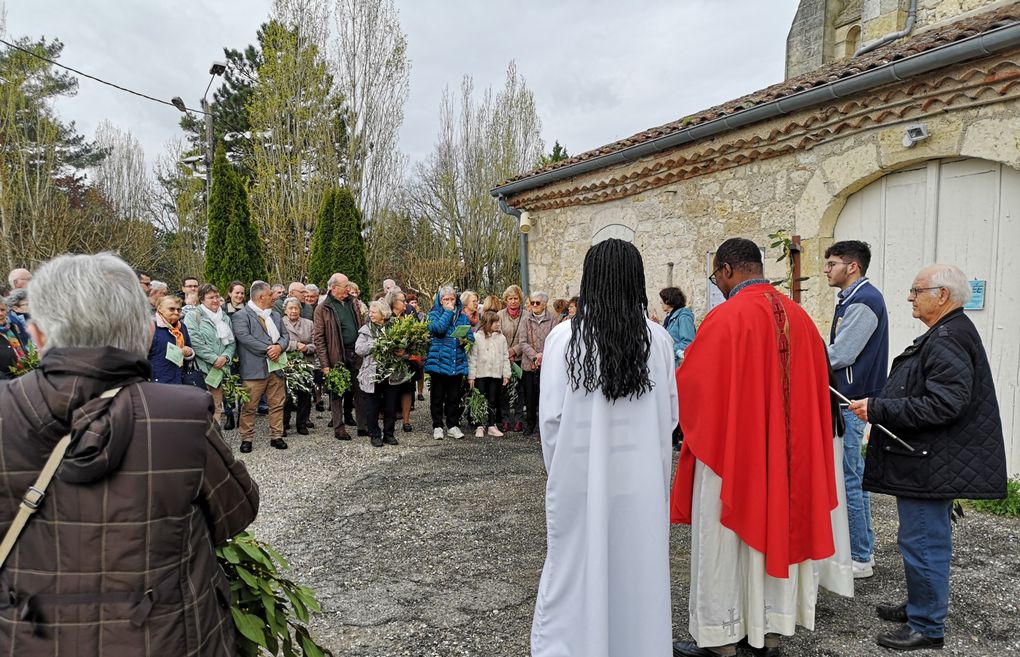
[863,308,1006,500]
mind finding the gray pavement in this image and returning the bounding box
[238,403,1020,656]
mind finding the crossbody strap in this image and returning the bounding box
[0,386,124,569]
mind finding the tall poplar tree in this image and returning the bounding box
[306,189,338,287]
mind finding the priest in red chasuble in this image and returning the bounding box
[671,238,840,657]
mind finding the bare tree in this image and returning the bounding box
[91,121,150,223]
[332,0,410,229]
[404,62,544,293]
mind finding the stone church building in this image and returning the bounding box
[491,0,1020,474]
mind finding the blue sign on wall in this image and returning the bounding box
[965,280,986,311]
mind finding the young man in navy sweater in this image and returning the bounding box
[826,240,889,579]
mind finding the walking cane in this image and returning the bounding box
[829,386,915,453]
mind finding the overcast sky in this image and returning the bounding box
[4,0,800,175]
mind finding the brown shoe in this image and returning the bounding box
[335,430,352,441]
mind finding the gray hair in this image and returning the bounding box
[384,289,405,309]
[305,284,319,295]
[326,274,347,289]
[283,296,303,310]
[369,298,392,320]
[928,264,972,305]
[271,283,286,293]
[530,290,549,303]
[438,285,456,299]
[460,290,478,306]
[6,288,27,308]
[149,280,168,294]
[250,280,271,301]
[28,253,150,357]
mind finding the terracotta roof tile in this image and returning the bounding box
[498,5,1020,188]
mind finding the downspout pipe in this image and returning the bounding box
[855,0,918,57]
[490,19,1020,200]
[498,196,530,294]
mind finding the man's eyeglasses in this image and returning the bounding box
[708,265,725,286]
[823,260,849,271]
[908,286,944,296]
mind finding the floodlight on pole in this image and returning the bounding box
[170,96,187,112]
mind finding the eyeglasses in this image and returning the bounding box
[823,260,848,271]
[908,286,944,297]
[708,265,726,286]
[530,301,543,306]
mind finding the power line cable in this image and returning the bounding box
[0,36,211,116]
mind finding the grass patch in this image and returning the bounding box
[968,476,1020,517]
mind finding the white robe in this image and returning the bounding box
[532,319,679,657]
[687,435,854,650]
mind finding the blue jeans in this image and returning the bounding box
[841,409,874,562]
[897,497,953,638]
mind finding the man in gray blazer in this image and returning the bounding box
[232,280,290,453]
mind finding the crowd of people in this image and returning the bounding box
[0,238,1009,656]
[17,267,595,452]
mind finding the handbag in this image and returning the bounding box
[0,386,123,569]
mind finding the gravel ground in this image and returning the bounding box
[237,403,1020,656]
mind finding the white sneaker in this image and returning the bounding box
[487,426,504,437]
[475,426,485,438]
[433,427,444,440]
[852,559,874,579]
[447,426,464,439]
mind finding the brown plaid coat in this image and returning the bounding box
[0,347,259,656]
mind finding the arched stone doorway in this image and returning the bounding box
[833,157,1020,473]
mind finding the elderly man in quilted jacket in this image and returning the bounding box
[0,253,259,656]
[849,264,1006,652]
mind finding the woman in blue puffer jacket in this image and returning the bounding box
[425,285,474,439]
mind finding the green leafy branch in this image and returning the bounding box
[217,531,331,657]
[768,230,809,295]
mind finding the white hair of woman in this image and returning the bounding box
[149,281,168,294]
[370,298,392,321]
[928,264,972,305]
[283,296,303,310]
[28,252,151,357]
[460,290,478,306]
[5,288,27,309]
[530,290,549,303]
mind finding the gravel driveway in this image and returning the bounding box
[238,404,1020,656]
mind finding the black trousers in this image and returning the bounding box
[364,382,401,439]
[521,370,540,431]
[284,389,312,430]
[429,372,464,429]
[474,377,503,428]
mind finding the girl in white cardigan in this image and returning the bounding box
[468,311,512,437]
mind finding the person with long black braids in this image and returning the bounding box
[530,238,679,657]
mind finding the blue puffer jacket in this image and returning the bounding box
[425,290,474,376]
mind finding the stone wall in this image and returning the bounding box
[509,51,1020,334]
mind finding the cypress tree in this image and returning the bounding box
[203,146,231,287]
[307,189,338,287]
[220,160,268,288]
[333,188,369,293]
[307,188,368,291]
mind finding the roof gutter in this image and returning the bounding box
[490,19,1020,199]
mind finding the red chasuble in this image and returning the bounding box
[670,283,836,578]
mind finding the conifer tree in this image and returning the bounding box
[333,188,369,293]
[306,189,338,287]
[307,188,368,291]
[220,159,268,288]
[204,146,231,287]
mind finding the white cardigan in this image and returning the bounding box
[468,330,512,380]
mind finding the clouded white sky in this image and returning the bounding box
[4,0,800,175]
